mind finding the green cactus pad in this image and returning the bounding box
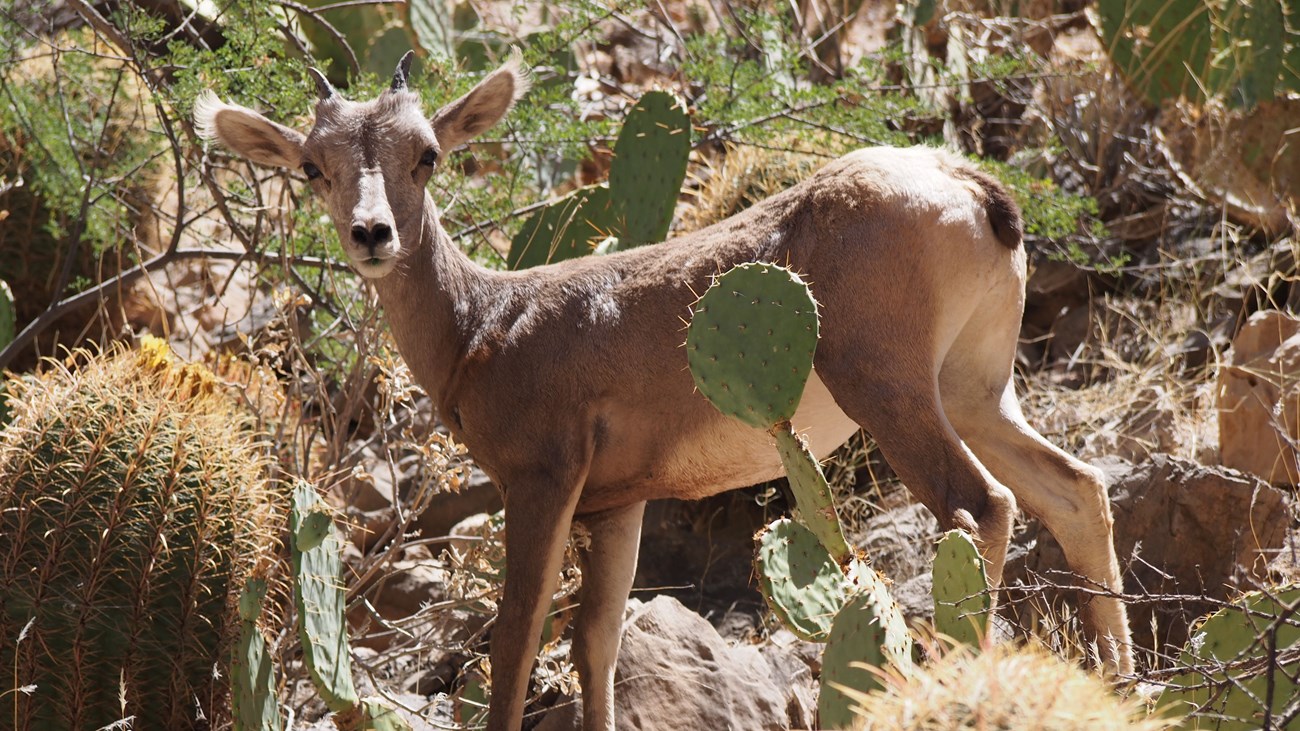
[1093,0,1297,108]
[291,480,360,713]
[1093,0,1213,105]
[819,566,914,730]
[774,426,851,564]
[362,698,414,731]
[607,90,690,247]
[931,530,990,647]
[1160,586,1300,729]
[508,185,616,269]
[686,262,820,430]
[756,518,856,641]
[233,578,283,731]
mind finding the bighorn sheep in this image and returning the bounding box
[195,52,1134,731]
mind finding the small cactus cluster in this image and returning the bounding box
[508,90,690,268]
[1158,586,1300,729]
[687,262,850,560]
[688,263,1000,728]
[1093,0,1299,108]
[0,338,284,730]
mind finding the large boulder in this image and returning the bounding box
[1006,454,1291,651]
[1218,309,1300,484]
[538,595,812,730]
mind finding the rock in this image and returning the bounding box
[633,494,769,619]
[1005,454,1291,650]
[857,502,941,586]
[538,595,803,730]
[1023,258,1090,332]
[759,639,817,731]
[1217,310,1300,484]
[332,451,502,551]
[336,446,402,512]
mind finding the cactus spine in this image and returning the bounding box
[509,90,690,268]
[931,530,990,647]
[0,338,283,731]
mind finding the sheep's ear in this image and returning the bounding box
[194,91,305,169]
[431,50,531,152]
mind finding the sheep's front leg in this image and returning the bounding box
[487,474,583,731]
[573,502,646,731]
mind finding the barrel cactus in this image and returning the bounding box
[840,642,1172,731]
[0,338,284,730]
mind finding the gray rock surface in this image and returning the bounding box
[537,595,810,730]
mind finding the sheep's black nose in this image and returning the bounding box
[351,222,393,250]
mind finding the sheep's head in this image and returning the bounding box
[195,52,528,278]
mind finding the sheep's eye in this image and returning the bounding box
[302,162,323,180]
[419,148,438,167]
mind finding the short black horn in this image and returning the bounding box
[391,51,416,91]
[307,67,334,100]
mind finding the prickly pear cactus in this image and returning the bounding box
[1093,0,1213,105]
[0,339,283,731]
[931,530,990,648]
[819,566,914,730]
[508,185,615,269]
[756,518,856,641]
[509,90,689,268]
[234,578,282,731]
[291,480,360,713]
[1093,0,1299,108]
[607,90,690,248]
[686,263,819,429]
[687,262,850,560]
[1160,586,1300,729]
